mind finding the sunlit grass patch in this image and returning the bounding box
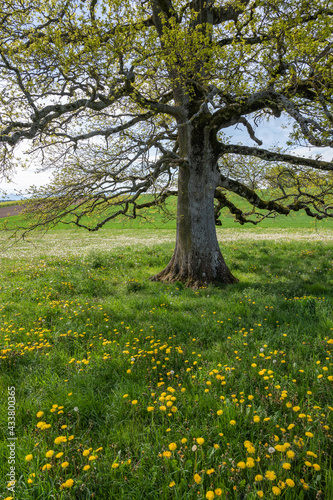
[1,232,333,499]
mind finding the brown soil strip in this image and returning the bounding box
[0,205,26,218]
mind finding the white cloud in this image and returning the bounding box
[1,166,52,197]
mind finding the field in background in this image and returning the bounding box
[1,193,333,231]
[0,200,25,207]
[1,224,333,499]
[1,227,333,262]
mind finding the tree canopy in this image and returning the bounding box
[1,0,333,285]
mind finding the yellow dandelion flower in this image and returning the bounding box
[61,461,69,468]
[286,479,295,487]
[230,420,236,425]
[255,475,263,481]
[42,463,52,470]
[60,478,74,489]
[56,452,64,458]
[206,491,215,500]
[36,411,44,418]
[169,481,175,487]
[45,450,54,458]
[194,473,202,484]
[111,463,119,468]
[83,465,90,471]
[272,486,281,495]
[54,436,67,445]
[25,454,33,461]
[237,461,246,469]
[215,489,222,496]
[246,458,255,468]
[265,470,276,481]
[169,443,177,451]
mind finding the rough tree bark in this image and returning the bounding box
[2,1,332,288]
[151,118,238,287]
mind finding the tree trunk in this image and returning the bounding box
[151,120,238,288]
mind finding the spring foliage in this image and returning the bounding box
[0,0,333,229]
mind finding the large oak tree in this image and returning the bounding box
[1,0,333,286]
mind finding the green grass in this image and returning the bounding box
[1,193,333,231]
[0,200,25,207]
[1,227,333,499]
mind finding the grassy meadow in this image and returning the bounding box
[0,212,333,499]
[0,201,24,208]
[2,193,333,231]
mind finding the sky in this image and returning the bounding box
[0,115,332,199]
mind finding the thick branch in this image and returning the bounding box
[214,189,257,225]
[129,88,184,119]
[212,0,250,24]
[217,176,289,214]
[210,90,282,131]
[216,177,332,220]
[219,144,333,172]
[51,111,154,143]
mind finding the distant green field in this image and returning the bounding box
[1,193,333,231]
[0,200,25,207]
